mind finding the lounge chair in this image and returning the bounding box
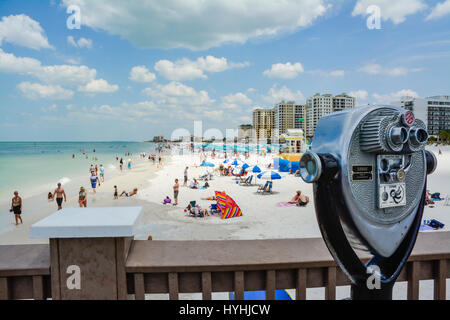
[210,203,221,215]
[239,176,250,185]
[257,181,269,193]
[244,175,253,186]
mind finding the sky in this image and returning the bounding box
[0,0,449,141]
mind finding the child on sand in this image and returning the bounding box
[114,186,118,199]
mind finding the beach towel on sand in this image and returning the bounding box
[276,202,297,207]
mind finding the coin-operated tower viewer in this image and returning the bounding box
[299,105,437,300]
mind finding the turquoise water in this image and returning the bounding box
[0,142,155,201]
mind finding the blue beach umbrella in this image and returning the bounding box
[257,171,282,180]
[242,163,250,170]
[231,159,243,166]
[200,162,215,167]
[223,159,230,164]
[250,165,261,173]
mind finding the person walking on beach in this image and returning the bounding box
[99,164,105,182]
[52,183,66,211]
[128,158,132,170]
[184,167,189,186]
[90,171,100,194]
[119,158,123,172]
[173,179,179,206]
[114,186,118,199]
[79,187,87,208]
[10,191,23,225]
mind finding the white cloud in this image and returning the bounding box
[0,14,53,50]
[78,79,119,93]
[352,0,427,24]
[263,62,304,79]
[220,92,252,110]
[0,49,97,85]
[372,89,419,104]
[67,36,93,49]
[129,65,156,83]
[41,104,58,112]
[262,85,305,104]
[349,90,368,102]
[358,63,421,76]
[143,81,214,107]
[154,56,248,81]
[17,82,74,100]
[426,0,450,20]
[329,70,345,77]
[61,0,330,50]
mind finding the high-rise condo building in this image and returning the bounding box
[273,101,307,139]
[391,95,450,136]
[237,124,253,142]
[252,107,275,143]
[306,93,355,138]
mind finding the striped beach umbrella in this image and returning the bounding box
[257,171,282,180]
[215,191,243,219]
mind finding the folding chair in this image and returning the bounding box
[257,181,269,193]
[262,181,273,194]
[245,175,253,186]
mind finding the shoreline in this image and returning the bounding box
[0,152,171,244]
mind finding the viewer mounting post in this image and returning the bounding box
[30,207,142,300]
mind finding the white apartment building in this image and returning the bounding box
[306,93,355,138]
[391,95,450,136]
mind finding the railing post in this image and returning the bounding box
[30,207,141,300]
[0,277,10,300]
[434,259,447,300]
[407,261,420,300]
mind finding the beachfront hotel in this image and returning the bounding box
[274,102,307,139]
[252,107,275,143]
[392,95,450,136]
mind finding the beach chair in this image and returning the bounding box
[257,181,269,193]
[245,175,253,186]
[210,203,221,215]
[262,181,273,194]
[239,175,250,185]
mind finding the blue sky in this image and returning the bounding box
[0,0,449,141]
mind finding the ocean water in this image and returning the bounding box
[0,141,155,202]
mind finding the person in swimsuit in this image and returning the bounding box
[99,164,105,182]
[89,165,95,174]
[10,191,23,225]
[173,179,179,206]
[120,188,138,197]
[90,172,100,193]
[297,192,310,207]
[52,183,66,211]
[79,187,87,207]
[114,185,118,199]
[288,191,302,204]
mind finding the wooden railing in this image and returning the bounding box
[1,232,449,300]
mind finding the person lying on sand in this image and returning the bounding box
[187,203,209,217]
[120,188,138,197]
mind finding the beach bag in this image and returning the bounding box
[429,219,445,229]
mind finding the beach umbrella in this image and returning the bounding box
[242,163,250,170]
[231,159,243,166]
[257,171,282,180]
[200,162,215,167]
[215,191,243,219]
[223,159,230,164]
[249,165,262,173]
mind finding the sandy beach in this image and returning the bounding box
[2,145,449,245]
[1,145,449,299]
